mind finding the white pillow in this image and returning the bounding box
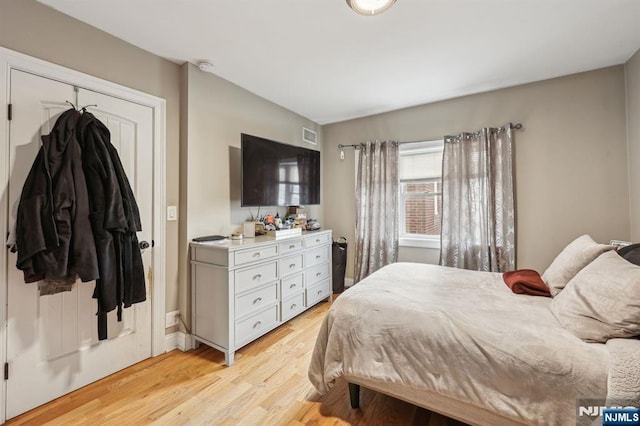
[550,251,640,343]
[542,234,613,296]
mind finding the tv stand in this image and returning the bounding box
[189,230,332,365]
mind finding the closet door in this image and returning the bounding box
[5,70,153,419]
[77,87,153,364]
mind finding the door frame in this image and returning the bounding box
[0,46,167,422]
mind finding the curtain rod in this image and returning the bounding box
[337,122,523,149]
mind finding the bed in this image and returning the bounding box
[308,243,640,425]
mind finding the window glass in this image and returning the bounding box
[398,140,444,246]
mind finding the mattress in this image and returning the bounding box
[308,262,609,425]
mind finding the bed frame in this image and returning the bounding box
[346,379,527,426]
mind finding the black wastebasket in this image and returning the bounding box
[332,237,348,293]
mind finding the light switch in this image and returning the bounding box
[167,205,177,221]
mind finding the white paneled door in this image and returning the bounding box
[5,70,153,419]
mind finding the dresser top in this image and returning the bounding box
[190,229,332,251]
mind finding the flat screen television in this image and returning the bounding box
[241,133,320,207]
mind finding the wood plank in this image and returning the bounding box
[5,301,467,426]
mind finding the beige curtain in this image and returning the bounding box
[440,124,515,272]
[355,141,399,283]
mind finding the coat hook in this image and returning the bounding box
[65,100,77,110]
[80,104,98,112]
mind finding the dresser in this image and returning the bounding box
[190,230,332,365]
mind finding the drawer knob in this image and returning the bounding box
[253,297,262,304]
[290,283,297,289]
[289,263,296,269]
[317,289,322,295]
[316,239,320,242]
[290,303,297,310]
[316,272,321,277]
[289,244,295,249]
[315,255,321,259]
[253,274,262,280]
[253,320,262,329]
[253,252,262,257]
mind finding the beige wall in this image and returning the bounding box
[0,0,182,320]
[180,63,322,326]
[626,49,640,241]
[323,66,630,276]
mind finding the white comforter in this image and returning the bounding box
[309,263,611,425]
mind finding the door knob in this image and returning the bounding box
[139,240,151,249]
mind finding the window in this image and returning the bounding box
[398,140,444,248]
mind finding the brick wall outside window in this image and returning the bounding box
[403,182,441,236]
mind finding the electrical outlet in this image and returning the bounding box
[610,240,631,247]
[165,310,180,328]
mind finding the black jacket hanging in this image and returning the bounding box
[14,108,146,341]
[14,109,100,287]
[77,110,146,340]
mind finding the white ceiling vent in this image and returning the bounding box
[303,127,317,145]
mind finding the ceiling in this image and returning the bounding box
[37,0,640,125]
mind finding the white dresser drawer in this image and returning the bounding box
[192,246,229,266]
[279,254,303,277]
[281,273,304,299]
[306,279,331,307]
[281,292,305,322]
[279,239,304,256]
[234,244,278,266]
[235,305,279,347]
[235,282,278,319]
[235,261,278,293]
[305,232,331,248]
[305,262,330,287]
[304,245,330,268]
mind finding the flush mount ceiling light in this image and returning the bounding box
[346,0,396,15]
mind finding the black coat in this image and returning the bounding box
[15,108,146,341]
[15,109,99,284]
[77,111,146,340]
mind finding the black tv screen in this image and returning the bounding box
[241,133,320,207]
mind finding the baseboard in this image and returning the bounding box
[164,331,190,352]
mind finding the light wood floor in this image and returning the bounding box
[6,301,467,426]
